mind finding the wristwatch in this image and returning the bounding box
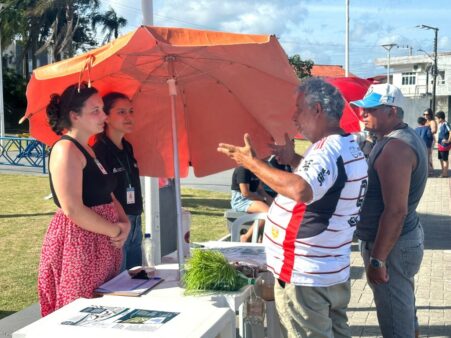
[369,256,386,269]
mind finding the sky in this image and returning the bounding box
[103,0,451,78]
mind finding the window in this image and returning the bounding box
[438,70,445,85]
[429,70,445,85]
[402,72,416,85]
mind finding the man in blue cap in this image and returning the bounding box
[351,83,427,338]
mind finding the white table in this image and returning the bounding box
[146,262,253,337]
[13,296,235,338]
[152,242,281,338]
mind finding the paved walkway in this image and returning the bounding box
[1,150,450,337]
[348,153,451,337]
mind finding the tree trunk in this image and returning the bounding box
[31,39,37,70]
[23,52,30,80]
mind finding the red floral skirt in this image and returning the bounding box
[38,203,122,316]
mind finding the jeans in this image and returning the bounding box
[360,224,424,337]
[230,190,253,212]
[121,214,143,271]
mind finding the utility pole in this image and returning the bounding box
[432,28,438,113]
[417,24,439,112]
[345,0,349,77]
[397,44,413,56]
[381,43,397,84]
[141,0,162,265]
[142,0,153,26]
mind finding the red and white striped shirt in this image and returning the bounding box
[264,134,368,286]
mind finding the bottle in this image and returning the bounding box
[141,233,155,267]
[243,290,266,336]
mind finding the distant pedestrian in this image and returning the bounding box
[423,108,437,170]
[415,116,433,174]
[353,130,376,159]
[435,111,451,178]
[351,83,427,338]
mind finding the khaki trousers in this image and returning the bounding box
[274,279,351,338]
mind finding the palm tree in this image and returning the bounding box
[1,0,125,73]
[32,0,102,61]
[92,8,127,44]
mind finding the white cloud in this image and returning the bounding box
[439,36,451,50]
[102,0,451,78]
[155,0,309,36]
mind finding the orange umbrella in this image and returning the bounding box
[22,26,299,178]
[22,25,299,270]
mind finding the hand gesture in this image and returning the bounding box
[268,133,295,166]
[110,221,130,249]
[217,133,256,167]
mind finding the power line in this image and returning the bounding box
[105,0,217,30]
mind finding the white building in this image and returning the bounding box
[375,52,451,126]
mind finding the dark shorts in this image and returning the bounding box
[438,150,449,161]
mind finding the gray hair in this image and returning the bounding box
[298,77,344,121]
[394,106,404,119]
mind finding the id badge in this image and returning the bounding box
[126,186,135,204]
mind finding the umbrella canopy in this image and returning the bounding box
[23,26,299,178]
[325,76,371,132]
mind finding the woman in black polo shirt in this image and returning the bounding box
[93,92,143,270]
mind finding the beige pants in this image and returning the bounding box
[274,279,351,338]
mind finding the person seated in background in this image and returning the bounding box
[230,166,273,242]
[415,116,434,175]
[263,155,292,198]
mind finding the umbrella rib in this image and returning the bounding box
[183,56,298,85]
[117,50,297,86]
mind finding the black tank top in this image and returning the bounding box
[49,135,115,208]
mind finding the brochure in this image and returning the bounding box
[61,305,179,332]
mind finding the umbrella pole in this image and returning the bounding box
[167,77,185,278]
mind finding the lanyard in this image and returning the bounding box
[101,135,133,187]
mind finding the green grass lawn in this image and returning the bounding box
[0,174,230,319]
[0,140,310,318]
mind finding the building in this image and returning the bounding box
[375,52,451,126]
[311,64,357,78]
[2,41,50,77]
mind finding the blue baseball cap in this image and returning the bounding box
[350,83,406,112]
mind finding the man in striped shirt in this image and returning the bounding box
[218,77,368,337]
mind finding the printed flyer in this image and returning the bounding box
[61,305,179,332]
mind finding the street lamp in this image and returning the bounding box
[381,43,397,84]
[417,24,439,112]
